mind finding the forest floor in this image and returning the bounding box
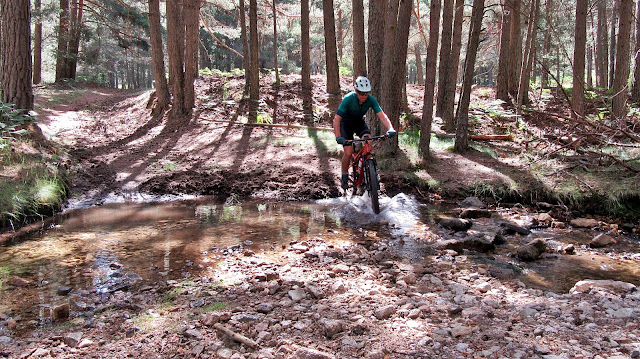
[1,73,639,358]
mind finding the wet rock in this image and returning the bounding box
[590,233,617,248]
[570,280,637,294]
[492,231,507,245]
[57,286,73,296]
[292,346,335,359]
[460,208,492,219]
[458,197,486,208]
[53,303,70,321]
[439,218,472,232]
[434,238,495,253]
[374,305,396,320]
[516,238,547,261]
[320,319,343,338]
[63,332,83,347]
[570,218,599,228]
[500,222,531,235]
[559,244,575,254]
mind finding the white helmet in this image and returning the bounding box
[354,76,372,92]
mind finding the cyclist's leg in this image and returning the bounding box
[340,119,356,189]
[356,118,372,143]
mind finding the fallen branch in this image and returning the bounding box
[213,323,259,349]
[435,133,513,141]
[199,117,333,132]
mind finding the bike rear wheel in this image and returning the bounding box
[365,159,380,214]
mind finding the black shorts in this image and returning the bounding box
[340,117,371,146]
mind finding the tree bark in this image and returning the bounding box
[322,0,342,113]
[612,0,633,119]
[1,0,33,110]
[167,0,186,116]
[352,0,367,77]
[148,0,170,111]
[572,0,587,118]
[440,0,464,130]
[184,0,199,111]
[454,0,484,153]
[301,0,312,118]
[596,0,608,88]
[517,0,539,112]
[540,0,553,88]
[55,0,70,82]
[436,0,454,120]
[631,0,640,103]
[507,0,521,97]
[414,43,424,85]
[379,0,400,116]
[272,0,280,87]
[239,0,249,94]
[609,0,618,89]
[419,0,441,159]
[33,0,42,85]
[367,0,386,98]
[249,0,260,120]
[496,0,512,103]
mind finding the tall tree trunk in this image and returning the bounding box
[414,43,424,85]
[367,0,386,98]
[240,0,249,94]
[322,0,341,112]
[436,0,454,120]
[249,0,260,120]
[1,0,34,110]
[612,0,633,119]
[272,0,280,87]
[441,0,464,130]
[379,0,400,118]
[496,0,512,103]
[517,0,539,112]
[572,0,587,118]
[167,0,186,116]
[454,0,484,153]
[352,0,367,77]
[33,0,42,85]
[609,0,618,89]
[587,45,593,88]
[301,0,312,118]
[631,0,640,103]
[419,0,441,159]
[596,0,608,88]
[149,0,170,112]
[507,0,521,97]
[67,0,83,79]
[55,0,70,82]
[337,9,343,62]
[540,0,553,88]
[184,0,199,111]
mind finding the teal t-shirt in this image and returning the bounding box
[336,92,382,121]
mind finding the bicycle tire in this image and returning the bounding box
[365,159,380,214]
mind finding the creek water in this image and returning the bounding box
[1,194,639,331]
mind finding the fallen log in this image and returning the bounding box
[435,133,513,141]
[213,323,259,349]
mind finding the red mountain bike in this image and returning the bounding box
[345,134,390,214]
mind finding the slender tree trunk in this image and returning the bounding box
[149,0,170,111]
[67,0,83,79]
[631,0,640,103]
[55,0,70,82]
[272,0,279,87]
[572,0,587,118]
[184,0,199,111]
[414,43,424,85]
[496,0,512,103]
[540,0,553,88]
[367,0,386,98]
[517,0,538,112]
[419,0,441,159]
[436,0,454,120]
[612,0,633,119]
[352,0,367,77]
[249,0,260,120]
[454,0,484,153]
[1,0,34,110]
[507,0,521,97]
[441,0,464,130]
[167,0,186,116]
[301,0,312,118]
[33,0,42,85]
[239,0,249,94]
[337,10,343,62]
[587,45,593,88]
[609,0,618,89]
[596,0,608,88]
[322,0,342,112]
[379,0,400,117]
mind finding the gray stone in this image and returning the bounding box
[460,208,492,219]
[256,303,274,313]
[501,222,531,235]
[288,288,307,302]
[570,280,637,294]
[63,332,83,348]
[439,218,472,232]
[516,238,547,261]
[451,326,474,337]
[458,197,486,208]
[307,284,325,299]
[590,234,617,248]
[184,329,204,340]
[570,218,599,228]
[321,319,343,338]
[57,286,73,296]
[374,305,396,320]
[434,238,495,253]
[292,347,336,359]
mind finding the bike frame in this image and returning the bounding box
[345,135,387,191]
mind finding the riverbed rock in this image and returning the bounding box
[439,218,472,232]
[288,288,307,302]
[374,305,396,320]
[63,332,84,347]
[434,238,495,253]
[460,208,492,219]
[570,218,600,228]
[458,197,486,208]
[516,238,547,261]
[320,319,343,339]
[500,222,531,235]
[570,280,637,294]
[590,233,617,248]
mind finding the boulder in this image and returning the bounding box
[570,218,600,228]
[570,280,637,294]
[516,238,547,261]
[500,222,531,236]
[590,233,617,248]
[439,218,472,232]
[434,238,495,253]
[460,208,492,219]
[458,197,486,208]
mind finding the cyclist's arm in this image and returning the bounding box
[376,111,395,132]
[333,113,343,137]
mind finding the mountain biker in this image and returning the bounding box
[333,76,396,190]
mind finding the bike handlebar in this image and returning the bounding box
[344,134,390,145]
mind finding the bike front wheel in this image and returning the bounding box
[365,159,380,214]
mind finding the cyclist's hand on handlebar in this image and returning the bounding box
[336,137,346,145]
[386,130,397,138]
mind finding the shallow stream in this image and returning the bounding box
[1,194,638,332]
